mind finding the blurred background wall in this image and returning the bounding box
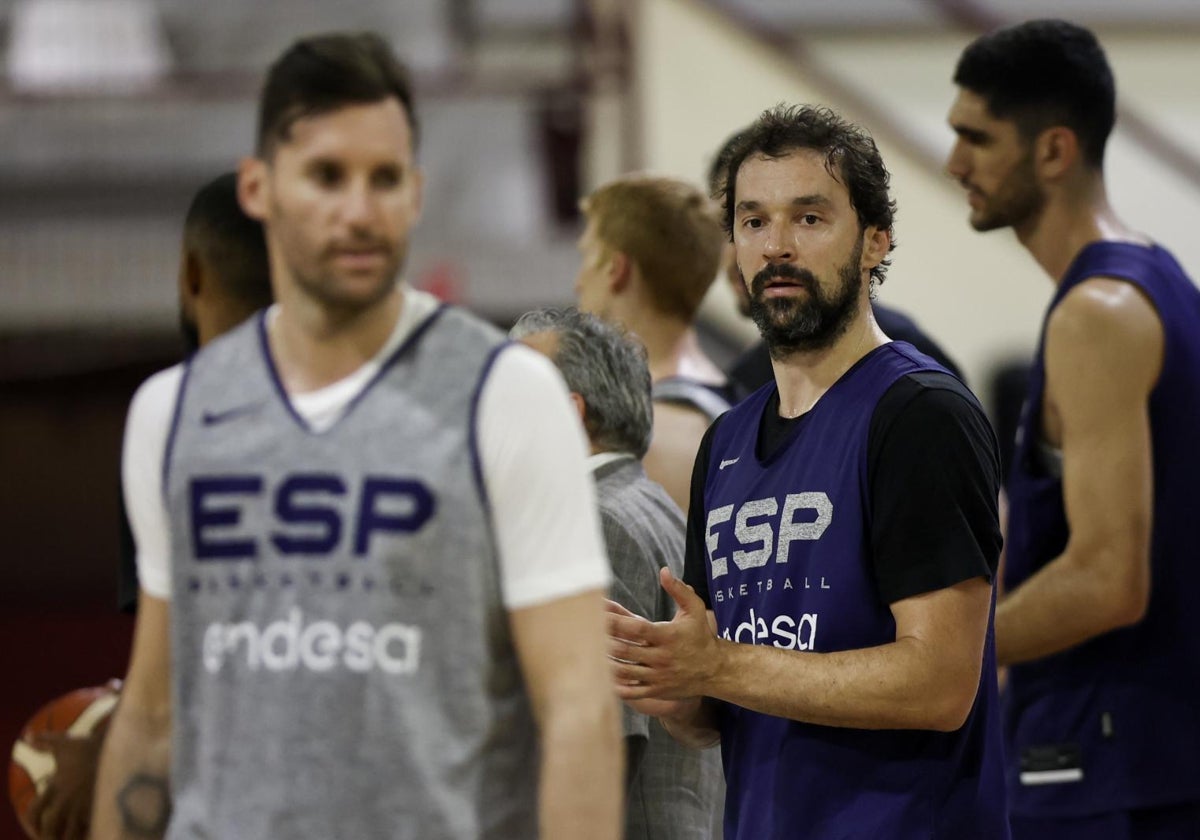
[1,1,1197,835]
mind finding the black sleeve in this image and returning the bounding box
[868,372,1002,604]
[117,491,140,614]
[682,417,723,609]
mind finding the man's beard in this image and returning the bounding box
[287,240,405,316]
[271,191,406,315]
[748,239,863,358]
[970,152,1045,232]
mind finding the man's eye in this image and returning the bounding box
[313,164,342,186]
[373,169,401,189]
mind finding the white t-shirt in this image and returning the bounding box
[122,289,611,609]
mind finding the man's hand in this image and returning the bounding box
[28,716,111,840]
[604,599,693,719]
[606,567,719,703]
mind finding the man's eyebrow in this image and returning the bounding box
[735,194,833,213]
[790,194,832,208]
[951,123,989,142]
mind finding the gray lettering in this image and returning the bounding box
[733,498,778,570]
[776,492,833,564]
[706,504,734,578]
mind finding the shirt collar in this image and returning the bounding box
[586,451,637,475]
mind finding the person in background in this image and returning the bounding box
[26,171,272,840]
[949,18,1200,838]
[512,306,723,840]
[575,175,732,514]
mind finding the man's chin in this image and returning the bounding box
[968,208,1008,233]
[752,299,805,328]
[310,272,400,313]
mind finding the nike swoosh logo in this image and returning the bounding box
[719,457,739,470]
[202,403,261,426]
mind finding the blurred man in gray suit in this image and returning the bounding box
[513,307,722,839]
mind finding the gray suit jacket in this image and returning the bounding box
[594,456,723,840]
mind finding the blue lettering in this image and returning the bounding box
[271,474,347,556]
[190,473,437,561]
[191,476,263,560]
[354,477,436,555]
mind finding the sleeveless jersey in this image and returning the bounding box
[1005,242,1200,817]
[702,342,1007,840]
[652,376,733,422]
[162,306,537,839]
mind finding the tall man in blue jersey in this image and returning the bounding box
[948,19,1200,838]
[606,104,1009,839]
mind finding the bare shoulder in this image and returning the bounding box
[1047,277,1162,353]
[644,403,713,513]
[1044,276,1164,414]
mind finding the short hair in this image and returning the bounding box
[581,175,724,320]
[510,307,653,458]
[954,19,1114,169]
[184,173,271,310]
[716,104,897,286]
[256,32,418,157]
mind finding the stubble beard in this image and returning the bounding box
[969,153,1046,233]
[268,188,407,318]
[748,239,864,360]
[287,239,407,319]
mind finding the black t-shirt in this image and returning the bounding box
[117,493,139,614]
[683,370,1001,607]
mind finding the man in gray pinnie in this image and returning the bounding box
[513,307,722,839]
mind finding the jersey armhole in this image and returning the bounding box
[161,358,194,498]
[467,341,512,514]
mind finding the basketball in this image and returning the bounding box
[8,681,121,839]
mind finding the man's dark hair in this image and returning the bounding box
[184,173,271,310]
[717,104,897,285]
[256,32,418,156]
[953,19,1114,170]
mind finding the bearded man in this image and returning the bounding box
[605,104,1010,840]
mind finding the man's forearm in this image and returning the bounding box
[706,635,977,733]
[538,698,624,840]
[90,701,171,840]
[995,548,1145,666]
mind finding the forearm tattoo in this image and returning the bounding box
[117,773,171,837]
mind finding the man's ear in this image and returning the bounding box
[860,227,890,274]
[180,249,204,303]
[238,157,268,221]
[569,392,601,456]
[608,250,633,294]
[568,391,587,428]
[1034,126,1079,180]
